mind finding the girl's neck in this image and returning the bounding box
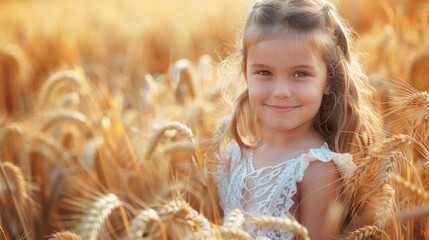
[260,125,324,149]
[252,127,324,169]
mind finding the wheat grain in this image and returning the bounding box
[324,201,346,237]
[169,59,197,103]
[80,193,122,240]
[81,137,104,171]
[253,216,309,240]
[390,173,429,201]
[0,42,30,114]
[41,109,91,133]
[37,70,87,109]
[374,184,396,230]
[218,226,250,240]
[158,140,196,155]
[0,161,28,203]
[127,208,162,240]
[342,225,387,240]
[380,134,412,152]
[224,208,245,229]
[50,230,82,240]
[143,121,193,161]
[421,161,429,192]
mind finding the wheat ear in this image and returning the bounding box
[324,201,345,237]
[143,122,193,161]
[342,225,387,240]
[37,70,86,108]
[0,161,28,203]
[158,199,211,232]
[420,161,429,192]
[80,193,122,240]
[127,209,164,240]
[224,208,245,229]
[389,173,429,201]
[218,226,251,240]
[41,109,91,133]
[253,216,309,240]
[50,231,82,240]
[374,184,396,229]
[169,59,197,102]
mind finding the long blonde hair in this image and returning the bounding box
[228,0,383,157]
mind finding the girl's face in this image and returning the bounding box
[246,34,330,137]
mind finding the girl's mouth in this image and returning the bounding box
[266,104,300,113]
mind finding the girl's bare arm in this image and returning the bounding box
[299,160,342,240]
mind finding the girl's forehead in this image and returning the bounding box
[246,30,328,53]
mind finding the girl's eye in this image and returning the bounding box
[257,70,272,76]
[292,72,310,78]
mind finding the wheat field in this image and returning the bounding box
[0,0,428,239]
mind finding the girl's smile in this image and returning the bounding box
[246,34,330,136]
[265,104,301,113]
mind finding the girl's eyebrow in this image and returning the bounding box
[250,63,316,69]
[249,63,271,68]
[293,64,316,69]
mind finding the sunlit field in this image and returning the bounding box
[0,0,428,239]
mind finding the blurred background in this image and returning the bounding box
[0,0,427,117]
[0,0,428,239]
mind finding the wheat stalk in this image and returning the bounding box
[252,216,310,240]
[158,140,195,154]
[421,161,429,192]
[324,201,346,237]
[342,225,387,240]
[37,70,87,109]
[143,121,193,161]
[169,59,197,103]
[50,231,82,240]
[218,226,250,240]
[379,134,412,152]
[0,42,30,114]
[127,208,163,240]
[41,109,92,134]
[80,193,122,240]
[0,161,28,203]
[386,83,429,136]
[389,173,429,201]
[374,184,396,230]
[224,208,245,229]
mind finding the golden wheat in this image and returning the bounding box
[374,184,396,230]
[0,161,28,203]
[223,208,245,229]
[389,173,429,202]
[50,230,82,240]
[253,216,310,240]
[324,201,346,237]
[79,193,123,240]
[0,0,428,239]
[421,161,429,192]
[342,225,387,240]
[37,70,87,110]
[127,208,163,240]
[143,121,193,161]
[218,226,251,240]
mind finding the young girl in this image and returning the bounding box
[214,0,383,239]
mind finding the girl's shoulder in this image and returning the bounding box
[297,143,356,181]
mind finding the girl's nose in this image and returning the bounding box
[273,79,292,99]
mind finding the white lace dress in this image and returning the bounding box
[215,142,356,240]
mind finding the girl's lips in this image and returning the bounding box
[266,104,299,113]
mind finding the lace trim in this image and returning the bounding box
[215,142,356,240]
